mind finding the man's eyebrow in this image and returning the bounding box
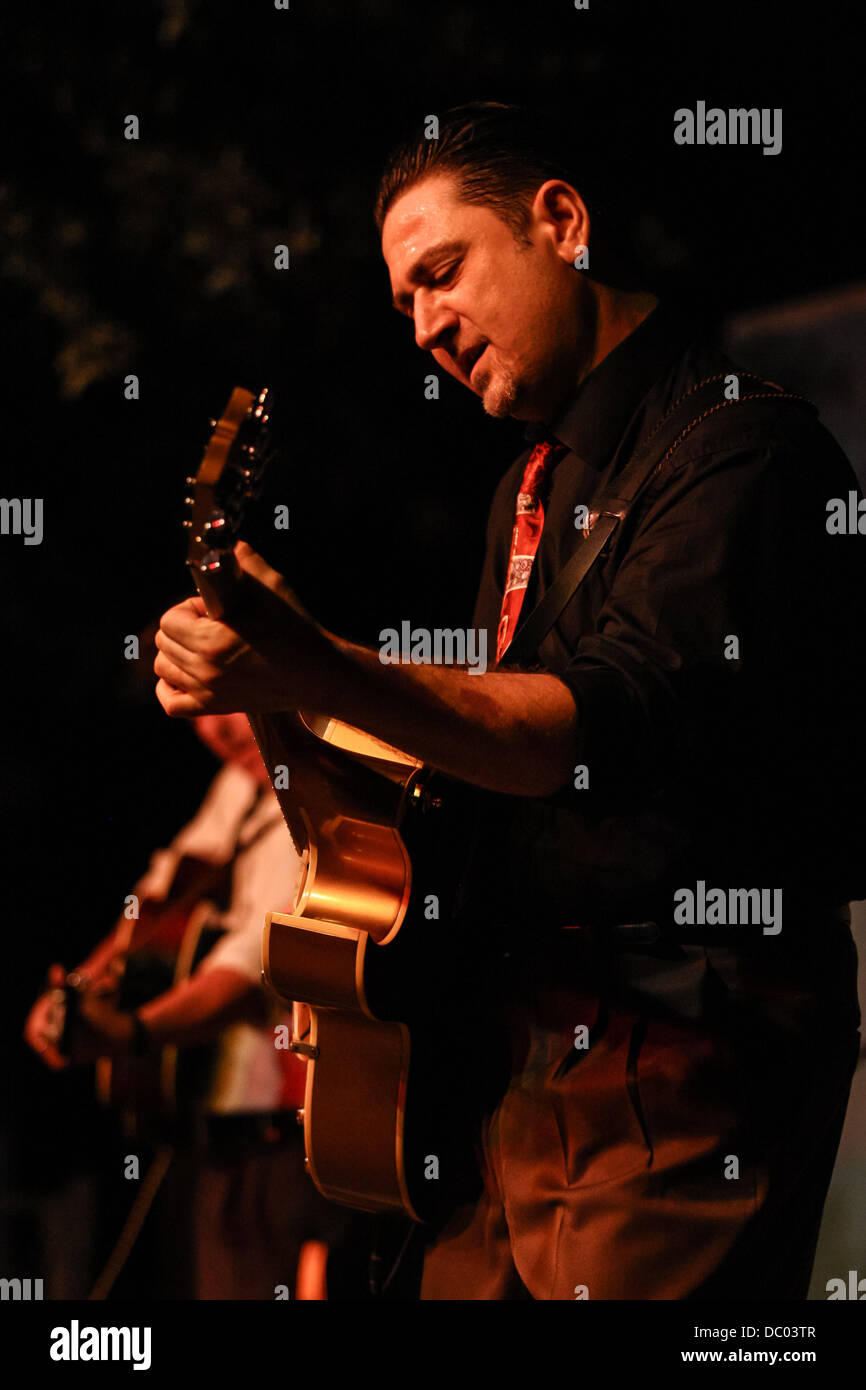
[391,239,464,311]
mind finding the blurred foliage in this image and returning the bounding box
[2,0,860,401]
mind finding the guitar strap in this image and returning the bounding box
[500,372,817,669]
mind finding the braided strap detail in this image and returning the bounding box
[660,389,816,465]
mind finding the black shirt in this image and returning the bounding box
[467,304,866,1000]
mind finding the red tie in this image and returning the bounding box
[496,439,565,664]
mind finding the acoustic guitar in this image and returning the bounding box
[52,896,229,1141]
[184,387,507,1222]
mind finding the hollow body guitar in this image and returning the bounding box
[56,895,228,1141]
[94,902,228,1140]
[185,388,506,1223]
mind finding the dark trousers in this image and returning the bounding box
[421,932,860,1300]
[192,1118,347,1300]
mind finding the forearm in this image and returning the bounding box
[77,928,127,979]
[320,636,579,797]
[78,859,225,978]
[78,902,164,976]
[137,968,265,1048]
[155,564,580,796]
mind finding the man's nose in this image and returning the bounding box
[414,291,457,352]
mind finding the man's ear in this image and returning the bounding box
[531,180,590,265]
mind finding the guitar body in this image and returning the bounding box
[257,714,508,1222]
[265,922,505,1224]
[95,902,227,1140]
[186,389,508,1222]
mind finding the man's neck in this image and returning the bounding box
[521,284,660,426]
[582,284,659,384]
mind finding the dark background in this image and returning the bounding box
[1,0,862,1285]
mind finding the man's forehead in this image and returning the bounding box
[381,176,466,261]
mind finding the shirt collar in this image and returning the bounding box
[524,301,695,469]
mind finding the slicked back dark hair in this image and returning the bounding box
[375,101,639,287]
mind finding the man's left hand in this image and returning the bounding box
[154,542,339,717]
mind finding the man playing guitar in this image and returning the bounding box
[152,104,865,1300]
[25,713,344,1299]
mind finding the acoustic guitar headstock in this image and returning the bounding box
[184,386,272,619]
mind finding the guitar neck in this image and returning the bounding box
[187,549,242,624]
[183,387,421,870]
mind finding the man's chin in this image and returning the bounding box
[478,368,518,419]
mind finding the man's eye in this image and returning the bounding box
[432,262,458,286]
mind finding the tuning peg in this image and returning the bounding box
[183,496,194,509]
[185,475,197,486]
[209,417,217,428]
[197,551,224,574]
[182,519,193,530]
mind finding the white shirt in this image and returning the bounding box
[137,761,304,1113]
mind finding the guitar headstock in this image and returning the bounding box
[184,386,272,619]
